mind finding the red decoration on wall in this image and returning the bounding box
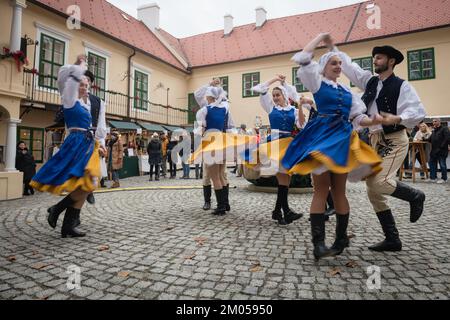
[0,47,29,71]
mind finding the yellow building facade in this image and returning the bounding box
[188,27,450,127]
[1,0,449,200]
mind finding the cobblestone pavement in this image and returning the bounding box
[1,172,449,300]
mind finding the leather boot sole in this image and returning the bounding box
[331,240,350,255]
[314,249,339,260]
[368,241,402,252]
[61,232,86,238]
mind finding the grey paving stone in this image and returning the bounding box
[1,175,448,300]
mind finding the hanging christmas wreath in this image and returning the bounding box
[0,47,29,71]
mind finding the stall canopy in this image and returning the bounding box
[162,125,183,132]
[108,120,140,130]
[138,122,166,132]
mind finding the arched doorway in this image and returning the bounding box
[0,105,11,169]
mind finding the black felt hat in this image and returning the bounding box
[372,46,404,65]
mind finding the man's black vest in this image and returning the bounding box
[361,74,405,134]
[54,93,101,128]
[88,93,101,128]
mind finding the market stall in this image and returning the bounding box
[108,120,140,179]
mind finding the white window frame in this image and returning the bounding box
[34,22,71,92]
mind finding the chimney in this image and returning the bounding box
[255,6,267,28]
[137,3,160,31]
[224,14,233,36]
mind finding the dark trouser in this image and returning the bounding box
[182,163,190,178]
[169,161,177,177]
[150,164,160,178]
[402,152,411,177]
[112,170,120,182]
[195,164,202,179]
[429,154,448,181]
[415,152,426,177]
[23,179,33,195]
[161,155,167,176]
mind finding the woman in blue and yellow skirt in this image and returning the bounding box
[30,55,102,238]
[191,79,256,215]
[282,33,384,260]
[245,75,309,225]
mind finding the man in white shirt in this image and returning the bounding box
[82,70,107,206]
[329,38,426,252]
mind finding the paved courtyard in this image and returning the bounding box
[0,173,449,300]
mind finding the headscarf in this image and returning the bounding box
[205,86,228,107]
[318,52,340,75]
[272,86,289,106]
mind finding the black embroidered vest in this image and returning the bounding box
[88,93,101,128]
[361,74,405,134]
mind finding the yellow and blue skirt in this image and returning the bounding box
[243,135,293,176]
[30,131,101,195]
[191,131,257,166]
[282,118,382,182]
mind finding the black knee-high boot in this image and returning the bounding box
[272,186,287,225]
[47,195,75,229]
[331,213,350,255]
[390,181,425,223]
[368,209,402,252]
[61,207,86,238]
[280,186,303,223]
[212,189,226,215]
[203,185,212,210]
[310,213,337,260]
[223,185,230,212]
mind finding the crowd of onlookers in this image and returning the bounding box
[15,119,449,196]
[403,118,449,183]
[145,131,203,181]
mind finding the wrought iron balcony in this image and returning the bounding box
[22,68,189,126]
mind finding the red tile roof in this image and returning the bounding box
[158,29,190,65]
[179,4,359,67]
[176,0,450,68]
[31,0,187,72]
[32,0,450,71]
[347,0,450,42]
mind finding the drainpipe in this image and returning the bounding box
[127,48,136,119]
[166,88,170,124]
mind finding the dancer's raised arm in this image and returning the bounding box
[58,54,87,109]
[252,75,285,113]
[324,36,373,90]
[292,33,331,94]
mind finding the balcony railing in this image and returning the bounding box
[23,69,189,126]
